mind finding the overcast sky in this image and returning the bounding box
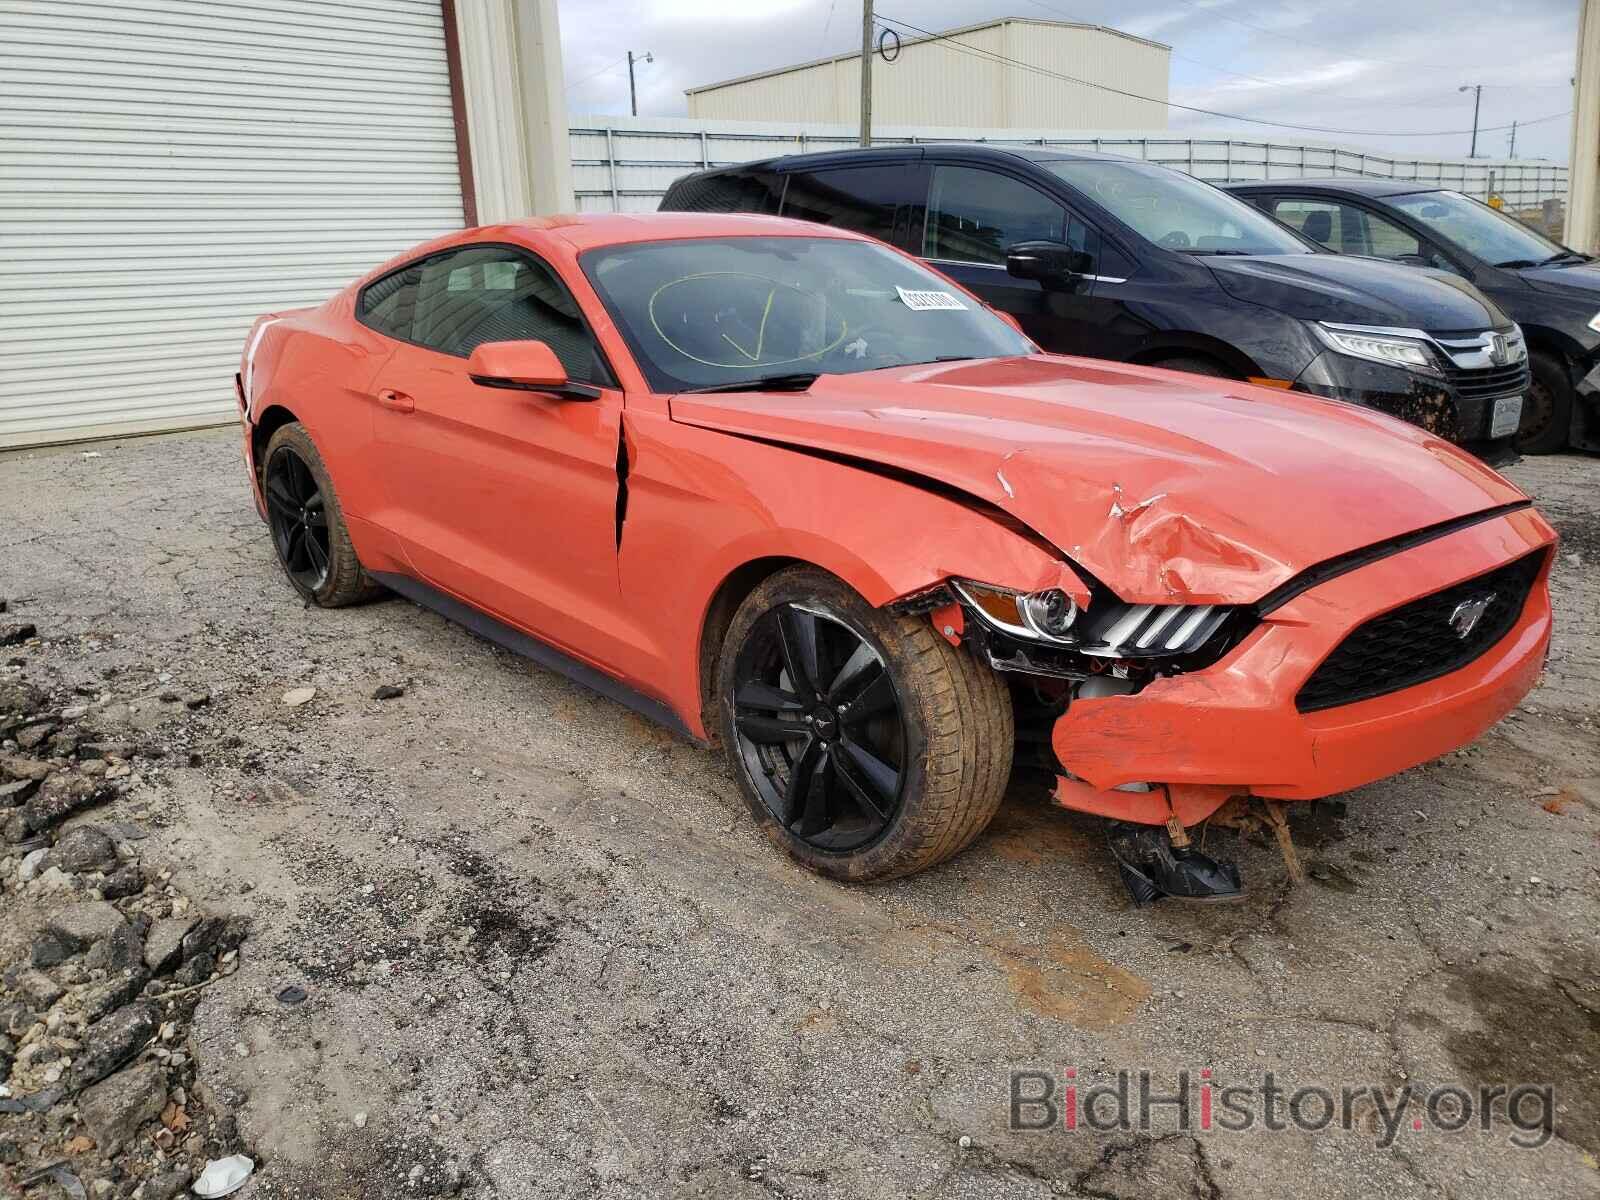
[557,0,1580,162]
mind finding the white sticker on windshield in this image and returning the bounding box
[895,286,967,312]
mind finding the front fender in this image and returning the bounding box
[617,410,1080,738]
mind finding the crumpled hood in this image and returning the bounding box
[669,356,1526,605]
[1207,254,1508,330]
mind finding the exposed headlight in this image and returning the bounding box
[1588,311,1600,335]
[953,580,1079,643]
[1313,323,1439,373]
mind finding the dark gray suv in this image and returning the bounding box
[661,145,1531,457]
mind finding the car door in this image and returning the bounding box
[368,242,629,668]
[919,163,1124,355]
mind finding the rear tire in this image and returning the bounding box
[262,423,382,607]
[1518,350,1573,454]
[717,567,1013,882]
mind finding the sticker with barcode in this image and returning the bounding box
[895,286,967,311]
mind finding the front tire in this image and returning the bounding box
[717,567,1013,882]
[262,423,381,607]
[1518,350,1573,454]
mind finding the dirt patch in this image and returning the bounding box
[913,919,1151,1030]
[1440,947,1600,1154]
[981,798,1095,865]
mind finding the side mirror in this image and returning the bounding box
[467,341,599,401]
[1006,240,1094,287]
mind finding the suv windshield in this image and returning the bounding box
[1388,189,1568,267]
[1043,159,1313,256]
[581,236,1033,392]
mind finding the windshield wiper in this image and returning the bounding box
[685,373,820,394]
[1492,258,1541,268]
[1179,248,1255,256]
[1540,250,1590,265]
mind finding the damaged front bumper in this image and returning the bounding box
[1046,507,1555,827]
[1294,350,1523,457]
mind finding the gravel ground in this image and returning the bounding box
[1,427,1596,1200]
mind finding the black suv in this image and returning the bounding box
[661,145,1530,457]
[1225,178,1600,452]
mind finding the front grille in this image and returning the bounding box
[1442,361,1529,401]
[1295,550,1544,713]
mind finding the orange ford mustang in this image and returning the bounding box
[236,213,1554,898]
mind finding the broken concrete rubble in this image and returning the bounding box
[69,1001,160,1091]
[44,825,118,874]
[78,1060,165,1154]
[1,646,255,1195]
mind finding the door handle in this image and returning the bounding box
[376,388,414,413]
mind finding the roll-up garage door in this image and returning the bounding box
[0,0,467,447]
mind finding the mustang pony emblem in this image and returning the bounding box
[1449,595,1494,639]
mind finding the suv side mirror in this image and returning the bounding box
[1006,240,1094,287]
[467,341,599,401]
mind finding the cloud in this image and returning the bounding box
[557,0,1578,161]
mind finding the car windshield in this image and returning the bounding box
[1043,159,1314,256]
[580,236,1033,393]
[1388,189,1569,267]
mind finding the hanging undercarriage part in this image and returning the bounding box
[1105,821,1245,906]
[1207,797,1307,883]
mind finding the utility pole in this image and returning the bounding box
[1570,0,1600,252]
[1459,84,1483,156]
[859,0,873,146]
[627,49,652,117]
[1507,120,1517,158]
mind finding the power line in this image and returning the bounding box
[1178,4,1461,72]
[1021,0,1575,101]
[1017,0,1431,99]
[873,13,1571,140]
[564,55,629,95]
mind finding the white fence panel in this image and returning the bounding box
[570,115,1568,214]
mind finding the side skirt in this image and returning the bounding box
[371,571,702,746]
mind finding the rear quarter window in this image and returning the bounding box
[779,164,925,245]
[357,263,421,339]
[661,169,782,213]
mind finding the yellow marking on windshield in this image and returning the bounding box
[645,272,850,369]
[720,285,777,361]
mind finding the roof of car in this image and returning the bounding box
[701,142,1138,175]
[479,211,865,251]
[1222,177,1446,199]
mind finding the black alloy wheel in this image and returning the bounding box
[265,446,331,592]
[731,604,907,853]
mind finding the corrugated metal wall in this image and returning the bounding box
[0,0,465,448]
[570,115,1571,215]
[686,20,1169,131]
[999,23,1168,129]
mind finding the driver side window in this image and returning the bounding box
[925,165,1089,266]
[410,246,613,385]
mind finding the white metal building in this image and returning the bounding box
[685,18,1170,131]
[0,0,570,449]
